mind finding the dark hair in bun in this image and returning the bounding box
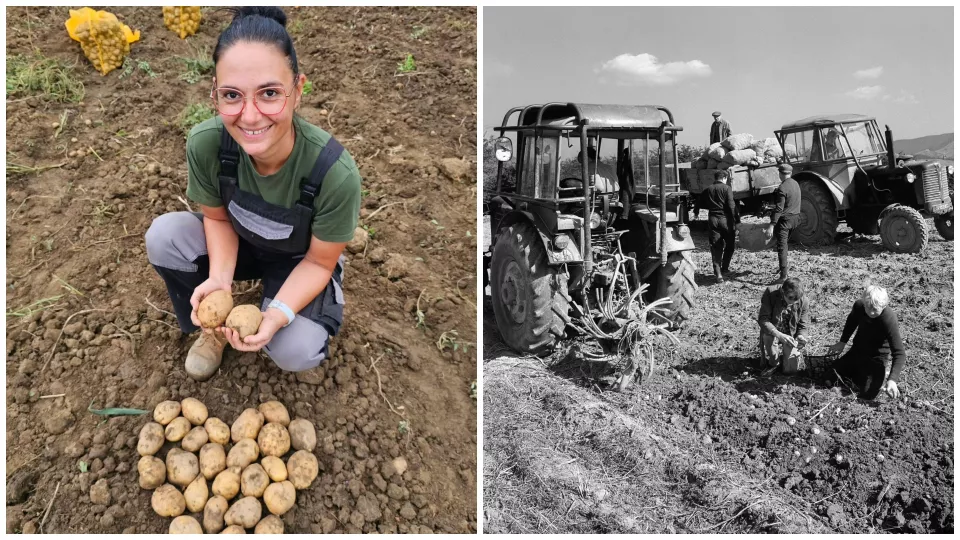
[213,7,298,76]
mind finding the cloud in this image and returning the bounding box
[597,53,711,86]
[485,59,514,78]
[845,85,884,100]
[853,66,883,79]
[890,90,919,104]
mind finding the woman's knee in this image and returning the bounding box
[265,322,331,372]
[145,212,206,270]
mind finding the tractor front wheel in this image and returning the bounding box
[645,250,697,325]
[490,222,571,355]
[934,212,954,241]
[793,179,838,245]
[880,205,929,253]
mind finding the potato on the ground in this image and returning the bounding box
[288,418,317,452]
[184,474,209,513]
[200,442,227,480]
[181,425,209,452]
[137,455,166,489]
[254,514,284,534]
[181,397,209,425]
[154,400,181,425]
[137,422,165,456]
[226,304,263,339]
[203,495,229,534]
[241,463,270,498]
[286,449,319,489]
[198,290,233,328]
[227,438,260,469]
[231,408,264,442]
[212,467,241,500]
[204,417,231,445]
[260,456,287,482]
[257,422,291,457]
[262,481,296,516]
[165,417,192,442]
[257,401,290,426]
[169,515,203,534]
[220,525,246,534]
[224,496,263,529]
[151,483,186,517]
[166,447,200,488]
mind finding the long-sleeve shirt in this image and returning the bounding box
[710,119,731,145]
[698,181,739,222]
[758,285,808,337]
[840,299,907,382]
[770,177,801,223]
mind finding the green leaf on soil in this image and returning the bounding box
[88,401,148,417]
[78,461,88,473]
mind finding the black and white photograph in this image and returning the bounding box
[482,6,953,534]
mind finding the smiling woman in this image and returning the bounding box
[144,6,361,381]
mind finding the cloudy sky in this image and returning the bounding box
[483,7,953,143]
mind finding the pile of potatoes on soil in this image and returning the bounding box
[138,398,318,533]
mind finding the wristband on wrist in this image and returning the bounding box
[267,299,296,327]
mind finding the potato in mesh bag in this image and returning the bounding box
[65,8,140,76]
[163,7,202,39]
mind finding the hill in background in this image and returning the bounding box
[894,132,953,159]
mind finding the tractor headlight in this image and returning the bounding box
[589,212,602,229]
[948,165,954,176]
[553,234,570,251]
[906,173,915,183]
[678,225,690,239]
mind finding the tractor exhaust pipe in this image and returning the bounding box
[885,124,896,171]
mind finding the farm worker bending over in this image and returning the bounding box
[767,163,801,283]
[145,7,361,381]
[826,285,906,400]
[757,277,809,377]
[709,111,731,145]
[697,169,739,282]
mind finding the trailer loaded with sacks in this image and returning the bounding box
[681,114,953,253]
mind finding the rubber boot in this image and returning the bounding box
[774,266,787,284]
[714,263,724,283]
[185,331,227,381]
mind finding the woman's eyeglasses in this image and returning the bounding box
[211,81,297,116]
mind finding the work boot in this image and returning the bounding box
[185,331,227,381]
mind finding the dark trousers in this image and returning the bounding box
[829,350,887,400]
[707,214,735,272]
[774,214,801,273]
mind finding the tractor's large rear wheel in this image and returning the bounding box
[645,250,697,324]
[490,222,571,355]
[934,211,954,241]
[880,205,929,253]
[793,179,838,245]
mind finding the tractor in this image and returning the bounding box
[775,115,953,253]
[483,103,697,388]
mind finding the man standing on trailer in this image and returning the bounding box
[767,163,801,283]
[697,169,739,282]
[710,111,731,145]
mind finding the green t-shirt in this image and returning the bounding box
[185,115,361,243]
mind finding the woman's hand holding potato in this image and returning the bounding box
[189,279,232,331]
[219,308,283,353]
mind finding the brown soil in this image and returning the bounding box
[483,217,953,533]
[6,6,476,534]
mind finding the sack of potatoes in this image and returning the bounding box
[64,7,140,76]
[138,398,319,533]
[162,6,202,40]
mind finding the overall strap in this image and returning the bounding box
[298,137,345,207]
[218,126,240,181]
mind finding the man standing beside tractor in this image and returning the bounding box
[767,163,801,283]
[697,169,739,282]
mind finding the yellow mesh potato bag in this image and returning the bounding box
[65,8,140,76]
[162,7,202,39]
